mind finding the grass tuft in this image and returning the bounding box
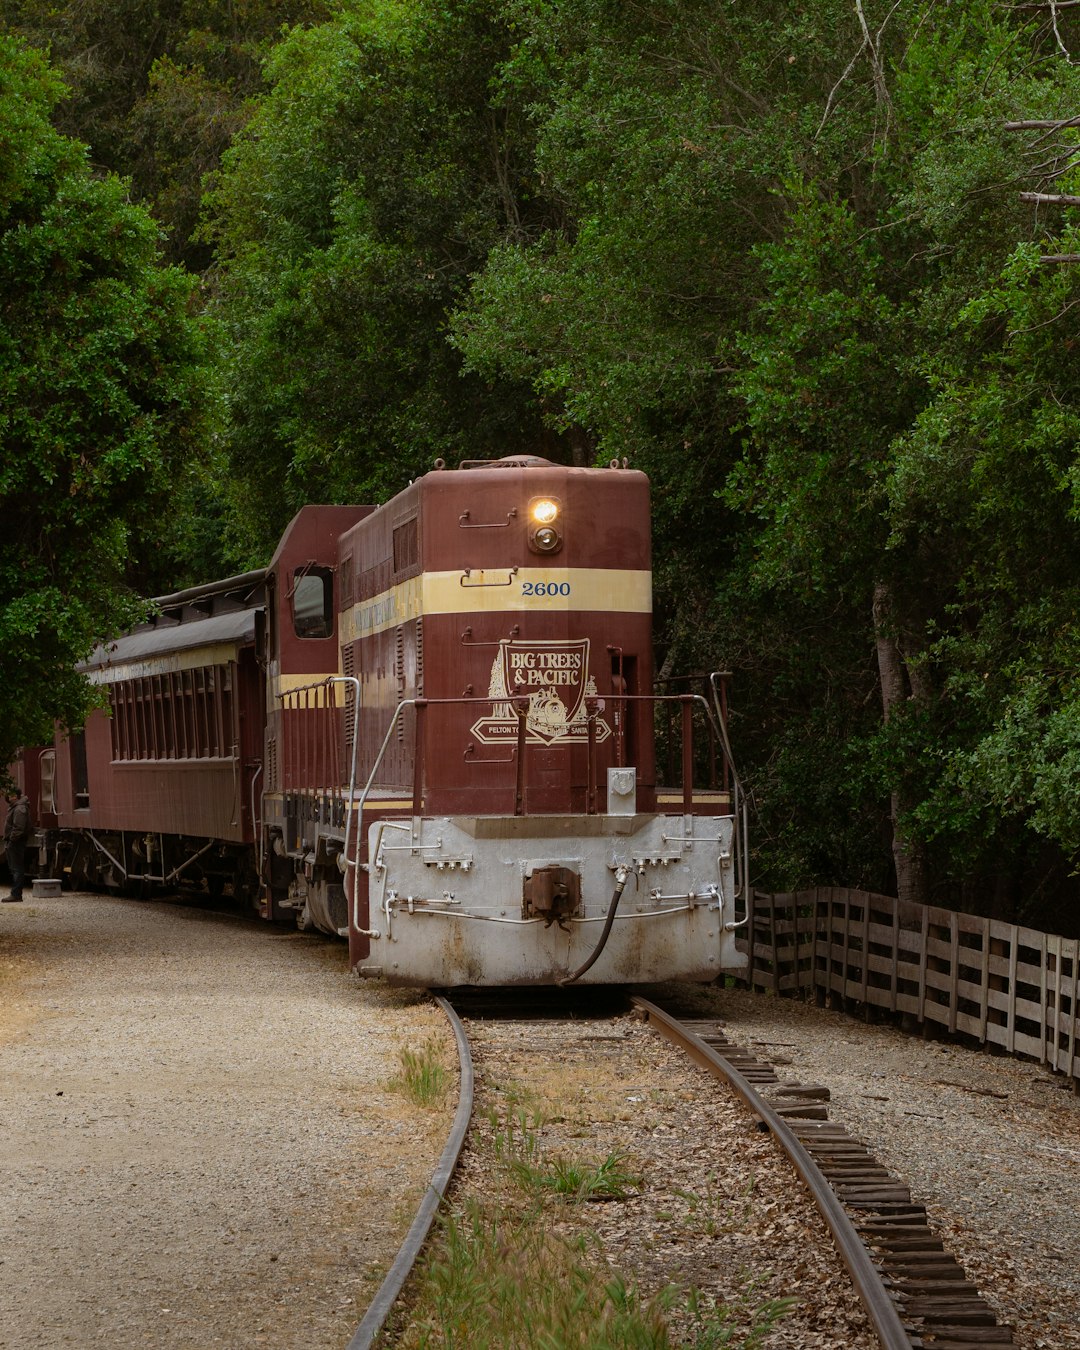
[492,1106,642,1200]
[395,1200,793,1349]
[672,1172,758,1236]
[388,1037,452,1108]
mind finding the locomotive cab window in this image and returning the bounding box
[292,566,333,639]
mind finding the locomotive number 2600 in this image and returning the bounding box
[522,581,571,597]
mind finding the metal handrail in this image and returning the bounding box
[708,671,750,915]
[277,685,740,933]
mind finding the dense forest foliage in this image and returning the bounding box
[5,0,1080,931]
[0,36,206,762]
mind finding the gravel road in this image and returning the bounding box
[0,892,450,1350]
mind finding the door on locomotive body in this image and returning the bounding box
[333,482,425,805]
[414,458,656,819]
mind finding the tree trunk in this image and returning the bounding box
[567,425,591,468]
[873,581,928,907]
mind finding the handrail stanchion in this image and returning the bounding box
[681,696,694,814]
[513,699,528,816]
[412,700,427,813]
[586,699,598,814]
[607,644,625,768]
[719,675,730,795]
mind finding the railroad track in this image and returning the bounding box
[632,996,1017,1350]
[346,990,1017,1350]
[344,994,474,1350]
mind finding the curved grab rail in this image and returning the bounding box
[708,671,751,914]
[343,697,419,933]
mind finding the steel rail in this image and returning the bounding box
[344,995,475,1350]
[630,996,911,1350]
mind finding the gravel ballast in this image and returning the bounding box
[448,1011,878,1350]
[0,892,450,1350]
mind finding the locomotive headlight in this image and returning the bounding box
[528,496,563,554]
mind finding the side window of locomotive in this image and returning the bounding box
[292,567,333,639]
[393,517,419,576]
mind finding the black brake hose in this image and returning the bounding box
[558,869,630,986]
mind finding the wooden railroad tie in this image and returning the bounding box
[779,1102,1018,1345]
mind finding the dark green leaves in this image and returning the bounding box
[0,36,207,762]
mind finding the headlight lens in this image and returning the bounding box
[527,495,563,553]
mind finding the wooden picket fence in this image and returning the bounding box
[744,888,1080,1084]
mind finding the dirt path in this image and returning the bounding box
[0,892,450,1349]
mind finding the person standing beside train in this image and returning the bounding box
[3,787,32,902]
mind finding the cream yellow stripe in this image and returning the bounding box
[657,792,732,802]
[341,568,651,644]
[85,643,243,685]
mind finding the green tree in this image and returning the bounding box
[726,6,1080,913]
[205,0,558,564]
[0,36,207,763]
[451,0,1080,916]
[0,0,334,264]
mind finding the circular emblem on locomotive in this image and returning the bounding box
[471,638,612,746]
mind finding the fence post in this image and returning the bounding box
[861,894,871,1007]
[769,893,780,995]
[1069,939,1079,1084]
[918,905,929,1027]
[840,889,852,1007]
[1006,926,1019,1056]
[810,888,820,1001]
[978,915,991,1045]
[1038,930,1048,1067]
[1053,934,1058,1069]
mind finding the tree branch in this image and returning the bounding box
[1020,190,1080,202]
[1003,116,1080,130]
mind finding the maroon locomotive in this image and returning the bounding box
[26,456,746,986]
